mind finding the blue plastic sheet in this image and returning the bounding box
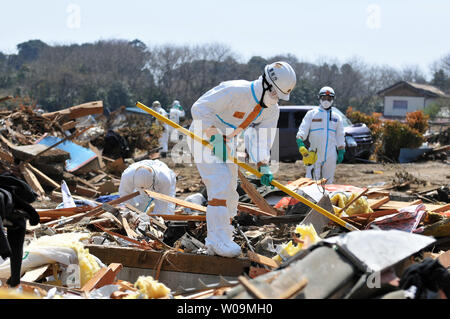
[36,135,98,172]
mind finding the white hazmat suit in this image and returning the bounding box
[188,77,280,257]
[296,107,345,184]
[169,101,185,142]
[152,103,169,154]
[119,159,176,214]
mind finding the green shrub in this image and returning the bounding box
[379,120,425,161]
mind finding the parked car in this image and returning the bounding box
[275,105,374,163]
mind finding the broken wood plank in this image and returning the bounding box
[19,164,45,198]
[431,203,450,214]
[237,203,278,217]
[378,199,423,211]
[122,217,138,239]
[86,244,251,277]
[74,176,99,191]
[61,120,77,131]
[37,206,92,219]
[81,263,123,292]
[145,190,207,213]
[148,214,206,222]
[238,169,281,216]
[247,251,279,269]
[26,163,60,189]
[87,172,107,185]
[74,184,99,198]
[369,196,390,210]
[42,101,103,121]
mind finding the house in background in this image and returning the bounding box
[378,81,449,118]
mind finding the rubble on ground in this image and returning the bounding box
[0,99,449,300]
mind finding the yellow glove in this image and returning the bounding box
[299,147,317,166]
[299,146,309,157]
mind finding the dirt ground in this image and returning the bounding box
[162,157,450,199]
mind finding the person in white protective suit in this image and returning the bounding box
[118,159,177,215]
[296,86,345,184]
[169,100,185,142]
[151,101,170,157]
[188,61,297,257]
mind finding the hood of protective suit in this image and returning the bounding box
[255,76,279,108]
[133,167,155,194]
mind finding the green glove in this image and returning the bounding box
[259,165,273,187]
[210,134,227,162]
[296,138,305,149]
[337,149,345,164]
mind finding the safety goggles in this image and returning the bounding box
[320,96,334,101]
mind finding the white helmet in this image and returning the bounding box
[318,86,335,98]
[152,100,161,108]
[264,61,297,101]
[318,86,335,110]
[133,167,155,194]
[172,100,180,106]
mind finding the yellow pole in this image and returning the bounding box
[136,101,359,232]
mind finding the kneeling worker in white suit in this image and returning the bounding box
[188,61,297,257]
[119,159,177,215]
[296,86,345,184]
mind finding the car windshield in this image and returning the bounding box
[331,107,352,127]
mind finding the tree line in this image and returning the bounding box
[0,39,449,116]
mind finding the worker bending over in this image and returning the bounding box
[119,159,176,215]
[188,61,297,257]
[296,86,345,184]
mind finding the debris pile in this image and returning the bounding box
[0,98,449,300]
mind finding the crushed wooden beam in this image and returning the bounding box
[42,101,103,121]
[81,263,123,292]
[238,169,281,216]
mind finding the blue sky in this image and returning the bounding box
[1,0,449,78]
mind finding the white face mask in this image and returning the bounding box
[263,89,279,108]
[320,100,333,110]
